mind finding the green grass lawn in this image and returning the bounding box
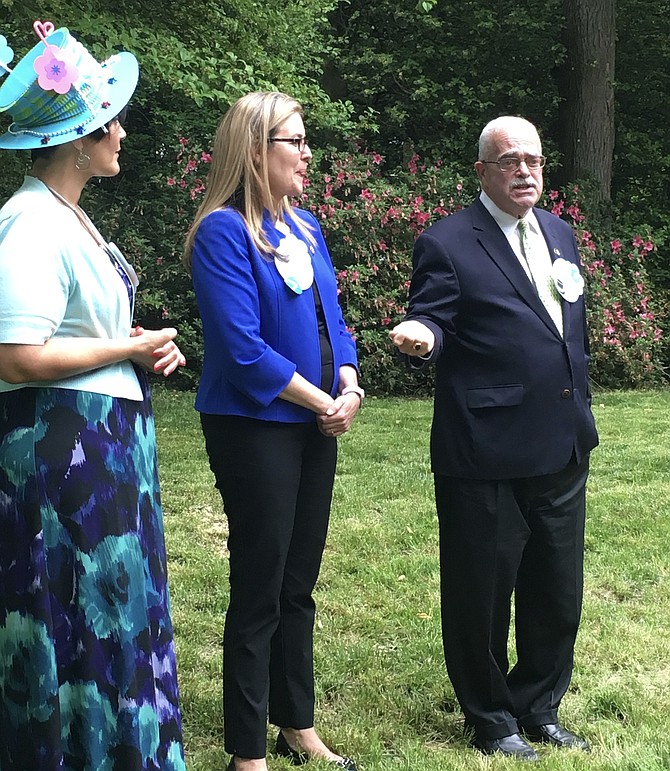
[153,388,670,770]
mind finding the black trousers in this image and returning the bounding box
[201,414,337,759]
[435,455,589,740]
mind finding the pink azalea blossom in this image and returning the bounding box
[412,211,431,228]
[34,44,79,94]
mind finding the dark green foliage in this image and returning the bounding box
[612,0,670,231]
[326,0,564,165]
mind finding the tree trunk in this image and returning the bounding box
[557,0,616,205]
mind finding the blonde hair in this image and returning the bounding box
[183,91,314,269]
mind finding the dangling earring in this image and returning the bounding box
[75,150,91,170]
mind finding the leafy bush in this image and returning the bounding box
[301,146,476,394]
[548,187,665,388]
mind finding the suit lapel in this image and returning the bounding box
[471,200,563,339]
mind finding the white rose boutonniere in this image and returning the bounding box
[552,258,584,303]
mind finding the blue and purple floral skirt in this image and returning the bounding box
[0,383,186,770]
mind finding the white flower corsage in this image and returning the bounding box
[274,233,314,294]
[552,257,584,302]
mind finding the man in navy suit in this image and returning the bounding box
[390,116,598,761]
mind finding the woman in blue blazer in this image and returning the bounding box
[183,92,361,771]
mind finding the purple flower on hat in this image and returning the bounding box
[34,43,79,94]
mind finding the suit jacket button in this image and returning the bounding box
[561,388,572,399]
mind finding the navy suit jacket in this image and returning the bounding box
[406,197,598,479]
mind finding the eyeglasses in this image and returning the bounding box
[269,136,309,152]
[481,155,546,172]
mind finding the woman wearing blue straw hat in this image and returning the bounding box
[0,20,186,770]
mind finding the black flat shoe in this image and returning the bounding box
[472,732,539,761]
[276,731,358,770]
[523,722,590,751]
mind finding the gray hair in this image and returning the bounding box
[478,116,541,160]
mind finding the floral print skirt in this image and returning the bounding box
[0,383,185,770]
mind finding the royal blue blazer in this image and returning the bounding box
[191,207,357,423]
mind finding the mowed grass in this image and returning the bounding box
[153,388,670,770]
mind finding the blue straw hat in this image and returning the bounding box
[0,20,138,150]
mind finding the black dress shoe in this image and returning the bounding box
[276,731,358,770]
[523,723,590,751]
[472,732,539,761]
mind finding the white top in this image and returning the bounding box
[0,176,143,400]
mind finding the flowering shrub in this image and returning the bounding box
[547,187,665,388]
[166,136,211,200]
[117,136,214,389]
[152,137,665,394]
[301,146,476,394]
